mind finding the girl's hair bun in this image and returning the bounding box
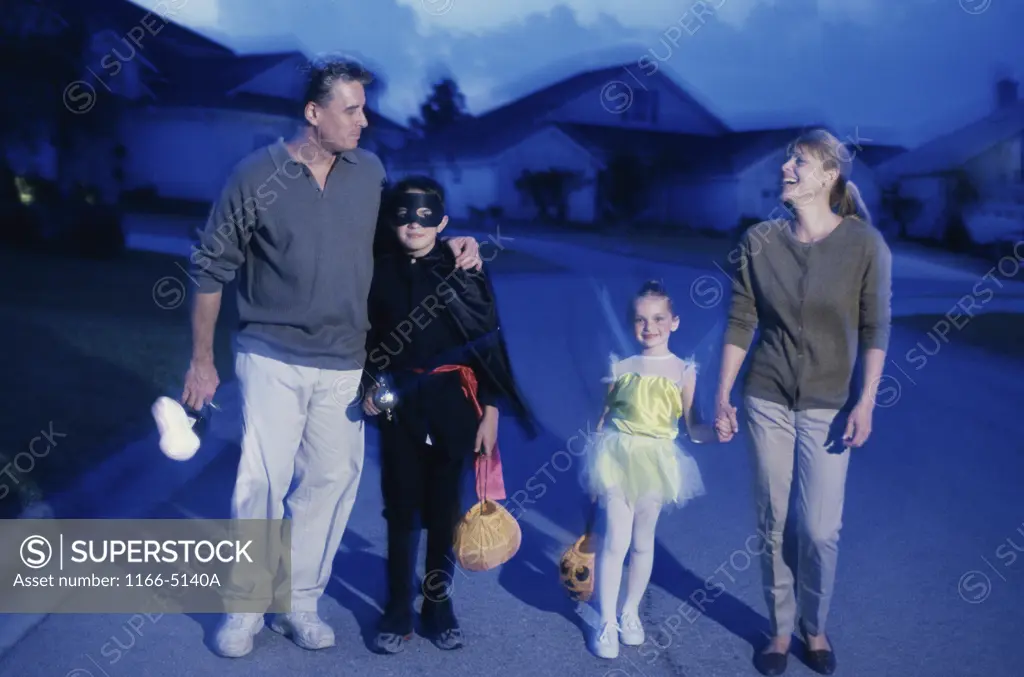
[638,279,665,296]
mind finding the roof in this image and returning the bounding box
[722,127,906,171]
[398,117,902,181]
[45,0,233,60]
[719,127,808,172]
[854,143,905,167]
[876,98,1024,181]
[400,64,729,163]
[553,123,733,175]
[148,51,305,112]
[396,67,903,177]
[38,0,267,106]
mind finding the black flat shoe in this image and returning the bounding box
[800,629,836,675]
[753,649,788,676]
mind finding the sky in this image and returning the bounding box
[131,0,1022,148]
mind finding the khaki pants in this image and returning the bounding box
[744,396,851,637]
[229,351,365,613]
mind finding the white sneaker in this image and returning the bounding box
[152,397,200,461]
[270,611,336,650]
[590,621,619,659]
[213,613,264,658]
[619,610,645,646]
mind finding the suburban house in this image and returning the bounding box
[118,48,409,206]
[388,64,904,232]
[648,127,903,233]
[875,78,1024,244]
[6,0,408,209]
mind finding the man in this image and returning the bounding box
[182,57,481,658]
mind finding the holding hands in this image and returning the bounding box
[714,399,739,443]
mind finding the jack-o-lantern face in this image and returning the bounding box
[559,537,596,602]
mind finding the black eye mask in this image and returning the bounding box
[390,192,444,228]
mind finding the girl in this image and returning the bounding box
[585,280,715,660]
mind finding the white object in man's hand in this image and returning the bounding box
[152,396,201,461]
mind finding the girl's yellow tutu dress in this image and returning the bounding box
[583,353,706,508]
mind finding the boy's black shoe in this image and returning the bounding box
[374,630,413,654]
[375,606,414,655]
[421,606,464,650]
[431,627,464,651]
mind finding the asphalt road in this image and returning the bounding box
[2,237,1023,677]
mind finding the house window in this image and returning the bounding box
[624,89,659,123]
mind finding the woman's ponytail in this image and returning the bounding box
[835,177,871,224]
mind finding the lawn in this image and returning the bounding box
[0,242,563,519]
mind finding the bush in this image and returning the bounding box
[942,214,974,254]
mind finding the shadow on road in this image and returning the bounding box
[326,531,388,654]
[498,517,591,637]
[649,540,769,650]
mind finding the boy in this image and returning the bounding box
[361,176,535,654]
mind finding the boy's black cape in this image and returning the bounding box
[365,244,539,440]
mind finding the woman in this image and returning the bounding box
[714,129,892,676]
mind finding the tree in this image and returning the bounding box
[514,169,587,223]
[0,1,120,193]
[407,77,471,138]
[943,169,981,252]
[1,1,126,252]
[0,1,87,145]
[598,153,649,223]
[880,184,922,240]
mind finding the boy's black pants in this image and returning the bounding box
[377,373,479,635]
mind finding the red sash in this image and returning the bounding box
[412,364,507,501]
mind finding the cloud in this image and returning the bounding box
[392,0,885,33]
[129,0,1023,146]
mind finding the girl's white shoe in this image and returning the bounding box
[152,396,201,461]
[590,621,619,659]
[618,610,645,646]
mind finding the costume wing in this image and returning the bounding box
[591,278,634,358]
[601,352,621,385]
[690,319,724,423]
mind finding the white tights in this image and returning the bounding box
[596,492,663,625]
